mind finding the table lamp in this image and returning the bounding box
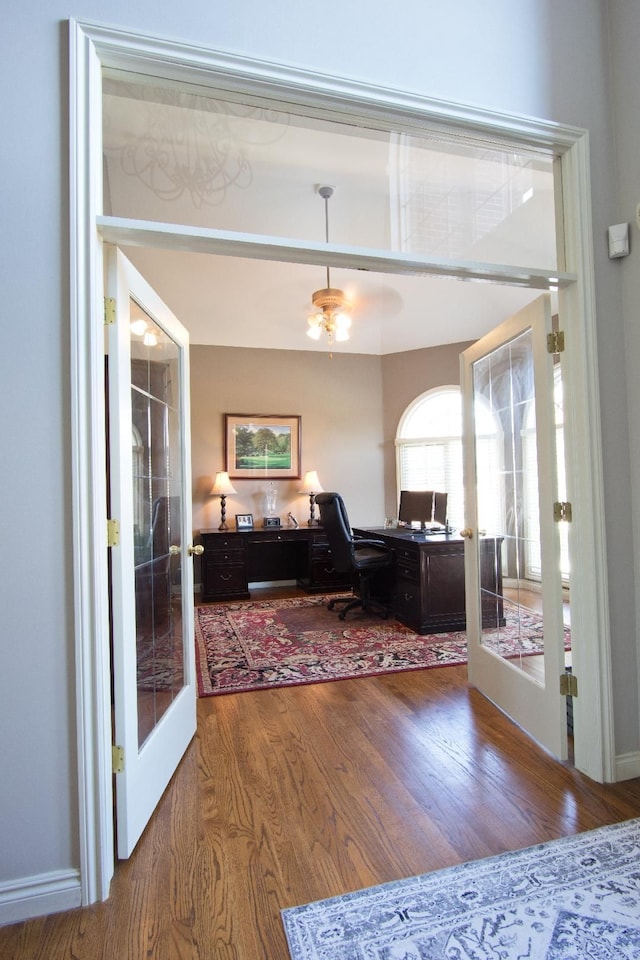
[211,471,237,530]
[299,470,324,526]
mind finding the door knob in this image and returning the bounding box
[460,528,474,539]
[169,545,181,555]
[188,544,204,556]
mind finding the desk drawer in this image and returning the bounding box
[201,560,248,601]
[310,558,350,587]
[396,561,419,583]
[205,547,244,565]
[393,574,420,623]
[395,544,419,564]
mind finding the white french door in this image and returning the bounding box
[106,247,196,858]
[461,295,568,760]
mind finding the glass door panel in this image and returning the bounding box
[130,305,185,745]
[461,296,567,759]
[472,329,548,679]
[108,248,196,859]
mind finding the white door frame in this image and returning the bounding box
[69,18,614,904]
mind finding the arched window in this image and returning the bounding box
[396,387,465,528]
[396,386,502,533]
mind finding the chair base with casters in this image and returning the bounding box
[327,569,389,620]
[315,492,393,621]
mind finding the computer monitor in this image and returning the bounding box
[398,490,434,527]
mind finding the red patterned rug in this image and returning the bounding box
[195,595,571,697]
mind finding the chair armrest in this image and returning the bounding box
[353,538,388,550]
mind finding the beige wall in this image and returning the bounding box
[381,341,474,518]
[190,345,385,533]
[191,340,474,539]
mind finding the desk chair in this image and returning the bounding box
[316,492,392,620]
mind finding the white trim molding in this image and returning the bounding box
[615,751,640,782]
[69,17,614,908]
[0,871,81,926]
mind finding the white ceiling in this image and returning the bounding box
[102,74,560,354]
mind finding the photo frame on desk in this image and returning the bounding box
[225,413,301,479]
[235,513,254,531]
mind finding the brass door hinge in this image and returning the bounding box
[553,501,572,523]
[547,330,565,354]
[107,518,120,547]
[112,744,125,774]
[104,297,116,325]
[560,672,578,697]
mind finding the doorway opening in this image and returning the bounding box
[71,18,612,905]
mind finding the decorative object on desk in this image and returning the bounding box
[282,818,640,960]
[264,480,278,515]
[263,517,281,528]
[287,512,299,528]
[306,185,352,358]
[225,413,301,479]
[299,470,323,525]
[194,598,570,697]
[210,470,237,531]
[235,513,254,531]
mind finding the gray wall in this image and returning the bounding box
[2,0,639,919]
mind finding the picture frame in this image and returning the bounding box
[235,513,254,531]
[225,414,301,479]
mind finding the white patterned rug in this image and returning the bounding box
[282,819,640,959]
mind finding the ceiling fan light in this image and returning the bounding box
[306,187,355,355]
[334,311,351,332]
[130,318,147,336]
[307,317,322,340]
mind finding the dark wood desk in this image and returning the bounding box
[353,526,504,635]
[199,526,351,602]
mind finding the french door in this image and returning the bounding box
[461,295,568,760]
[106,247,197,858]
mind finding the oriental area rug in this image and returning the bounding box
[194,595,570,697]
[282,818,640,960]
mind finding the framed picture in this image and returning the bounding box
[235,513,254,531]
[225,414,301,479]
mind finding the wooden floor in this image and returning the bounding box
[4,660,640,959]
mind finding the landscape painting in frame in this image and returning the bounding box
[225,414,301,479]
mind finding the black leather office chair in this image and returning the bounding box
[316,492,392,620]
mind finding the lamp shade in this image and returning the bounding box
[299,470,323,494]
[211,471,237,496]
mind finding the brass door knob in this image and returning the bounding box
[169,545,181,555]
[460,528,474,539]
[188,544,204,556]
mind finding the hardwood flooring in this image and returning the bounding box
[4,663,640,959]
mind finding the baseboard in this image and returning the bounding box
[0,869,82,925]
[615,750,640,782]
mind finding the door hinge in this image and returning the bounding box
[104,297,116,326]
[107,518,120,547]
[112,744,125,774]
[553,501,572,523]
[560,671,578,698]
[547,330,565,354]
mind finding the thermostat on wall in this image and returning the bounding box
[608,222,630,258]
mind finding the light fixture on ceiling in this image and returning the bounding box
[307,185,352,356]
